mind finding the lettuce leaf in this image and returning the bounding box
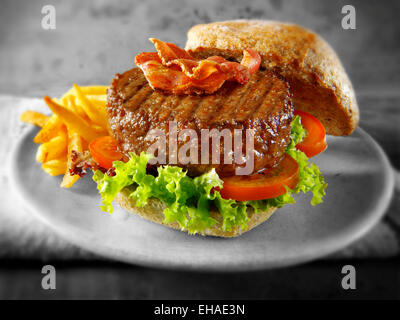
[93,115,327,234]
[284,115,327,206]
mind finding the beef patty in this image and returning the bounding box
[107,68,293,177]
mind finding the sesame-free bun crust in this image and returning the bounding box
[185,20,359,136]
[115,188,277,238]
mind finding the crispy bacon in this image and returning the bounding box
[240,49,262,75]
[150,38,193,64]
[134,38,261,95]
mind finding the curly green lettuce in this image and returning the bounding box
[93,115,327,234]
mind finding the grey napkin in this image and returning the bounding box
[1,95,399,261]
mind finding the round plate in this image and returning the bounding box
[10,127,394,271]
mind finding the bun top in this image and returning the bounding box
[185,20,359,136]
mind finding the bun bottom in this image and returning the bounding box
[115,188,277,237]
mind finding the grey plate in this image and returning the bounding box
[10,127,394,271]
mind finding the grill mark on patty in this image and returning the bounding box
[226,75,263,119]
[236,74,275,122]
[173,96,200,125]
[118,73,148,101]
[194,94,225,125]
[157,95,181,122]
[150,94,172,119]
[191,98,210,122]
[253,81,290,119]
[227,72,267,120]
[226,78,256,120]
[252,80,276,118]
[122,83,145,102]
[210,80,250,124]
[139,91,165,113]
[124,86,154,112]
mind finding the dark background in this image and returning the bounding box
[1,0,400,299]
[1,0,399,168]
[1,0,399,95]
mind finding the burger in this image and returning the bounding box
[75,20,359,237]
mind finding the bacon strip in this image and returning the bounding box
[135,38,261,95]
[150,38,193,64]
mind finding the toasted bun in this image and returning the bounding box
[185,20,359,136]
[115,188,277,237]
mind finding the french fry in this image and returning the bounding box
[20,111,49,127]
[62,85,108,97]
[44,96,107,142]
[81,86,108,95]
[36,144,47,163]
[61,171,80,188]
[87,94,107,103]
[36,139,67,163]
[60,96,70,108]
[73,84,108,129]
[61,130,83,188]
[45,130,68,161]
[86,97,108,116]
[42,159,68,176]
[25,86,110,183]
[67,95,90,122]
[52,97,63,105]
[33,114,64,143]
[36,127,68,163]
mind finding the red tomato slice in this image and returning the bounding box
[294,110,327,157]
[89,136,124,170]
[219,154,299,201]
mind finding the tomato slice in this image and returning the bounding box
[219,154,299,201]
[89,136,124,170]
[294,110,327,157]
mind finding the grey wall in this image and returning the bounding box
[0,0,399,96]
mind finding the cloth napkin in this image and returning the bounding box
[1,95,399,261]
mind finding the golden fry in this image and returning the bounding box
[61,169,80,188]
[25,86,110,186]
[73,84,108,129]
[45,131,68,161]
[44,96,107,142]
[87,94,107,103]
[36,144,47,163]
[36,128,68,163]
[86,97,108,117]
[62,85,108,97]
[60,96,70,108]
[52,97,63,105]
[42,159,68,176]
[67,95,90,122]
[61,130,83,188]
[77,86,108,95]
[20,111,49,127]
[33,114,64,143]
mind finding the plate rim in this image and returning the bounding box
[9,126,395,272]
